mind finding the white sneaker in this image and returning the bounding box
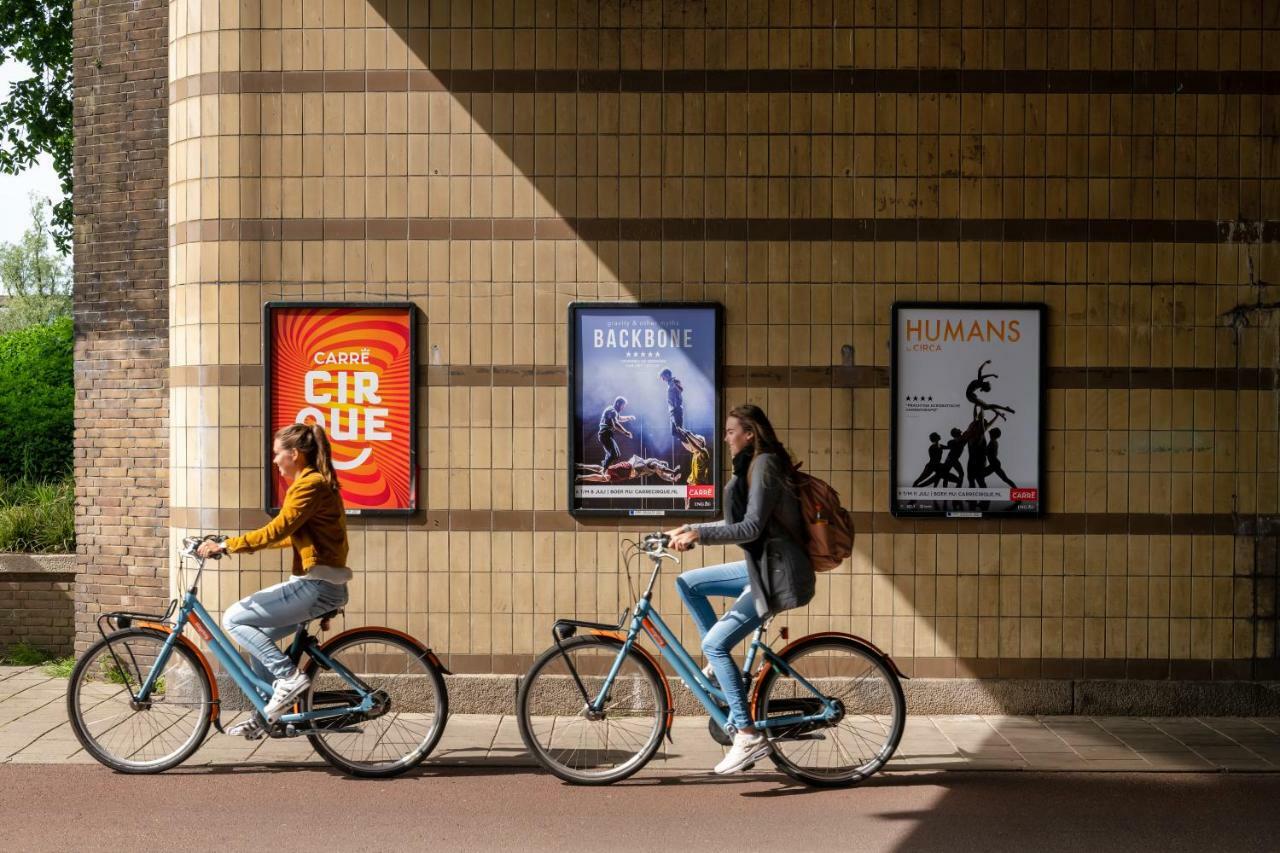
[263,670,310,723]
[714,730,771,775]
[226,716,265,740]
[701,662,717,682]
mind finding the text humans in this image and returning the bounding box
[197,423,352,739]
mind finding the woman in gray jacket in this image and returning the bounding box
[665,404,815,774]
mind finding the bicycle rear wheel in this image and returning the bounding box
[302,628,448,778]
[517,635,668,785]
[67,628,212,773]
[754,635,905,787]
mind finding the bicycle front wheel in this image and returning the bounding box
[754,635,905,787]
[67,628,212,773]
[303,628,448,778]
[517,634,668,785]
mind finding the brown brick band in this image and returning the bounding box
[169,68,1280,103]
[169,363,1280,392]
[170,217,1280,247]
[168,507,1280,538]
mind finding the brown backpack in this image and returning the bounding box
[791,465,854,571]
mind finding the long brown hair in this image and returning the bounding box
[276,423,341,492]
[727,404,797,478]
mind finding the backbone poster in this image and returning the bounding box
[892,303,1044,517]
[265,303,416,514]
[570,304,721,517]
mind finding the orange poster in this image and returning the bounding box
[265,303,417,514]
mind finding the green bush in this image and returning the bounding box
[0,315,72,481]
[0,476,74,552]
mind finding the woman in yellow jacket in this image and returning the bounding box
[197,423,351,738]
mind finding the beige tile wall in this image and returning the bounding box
[167,0,1280,675]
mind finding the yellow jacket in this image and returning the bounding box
[226,467,349,575]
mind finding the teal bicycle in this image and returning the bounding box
[66,535,450,777]
[517,533,907,786]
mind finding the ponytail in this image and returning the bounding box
[276,422,342,492]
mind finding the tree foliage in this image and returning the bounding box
[0,1,72,254]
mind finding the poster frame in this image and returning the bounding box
[262,300,418,517]
[889,300,1047,519]
[567,301,724,519]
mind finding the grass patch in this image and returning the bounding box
[40,656,75,678]
[0,640,51,666]
[0,475,74,553]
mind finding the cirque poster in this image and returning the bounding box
[890,302,1045,518]
[569,303,722,517]
[264,302,417,515]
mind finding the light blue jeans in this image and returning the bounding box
[674,560,763,732]
[222,576,349,682]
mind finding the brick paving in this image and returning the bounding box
[5,665,1280,773]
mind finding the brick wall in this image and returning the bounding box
[71,0,170,650]
[0,564,76,656]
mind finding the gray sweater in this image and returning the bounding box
[691,452,814,616]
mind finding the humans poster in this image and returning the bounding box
[890,303,1045,518]
[569,303,722,518]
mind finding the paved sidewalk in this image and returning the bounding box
[5,665,1280,773]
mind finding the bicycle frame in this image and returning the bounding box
[596,599,839,734]
[114,551,381,728]
[564,539,840,735]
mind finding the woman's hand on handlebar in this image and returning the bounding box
[196,539,227,559]
[663,526,699,552]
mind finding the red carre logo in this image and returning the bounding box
[686,485,715,499]
[1010,488,1038,501]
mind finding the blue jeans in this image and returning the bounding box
[222,576,349,681]
[675,560,763,732]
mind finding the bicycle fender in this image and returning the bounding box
[134,621,222,727]
[592,630,675,743]
[319,626,452,675]
[748,631,907,721]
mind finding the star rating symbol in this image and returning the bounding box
[906,395,935,402]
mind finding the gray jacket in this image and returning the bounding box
[692,452,815,618]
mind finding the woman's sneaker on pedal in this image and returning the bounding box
[263,669,310,722]
[227,716,266,740]
[715,730,771,775]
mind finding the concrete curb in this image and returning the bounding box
[0,553,76,578]
[214,672,1280,717]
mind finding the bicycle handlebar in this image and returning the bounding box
[181,534,228,559]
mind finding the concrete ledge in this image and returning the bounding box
[212,672,1280,717]
[0,553,76,580]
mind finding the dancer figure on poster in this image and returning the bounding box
[911,433,950,487]
[922,427,968,488]
[660,369,685,436]
[982,427,1017,488]
[575,455,683,484]
[677,427,712,509]
[966,360,1017,419]
[965,410,1002,488]
[597,396,635,468]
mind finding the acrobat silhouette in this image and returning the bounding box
[966,360,1016,419]
[982,427,1017,488]
[912,433,950,487]
[597,396,636,468]
[918,428,967,488]
[576,455,683,484]
[965,411,1002,488]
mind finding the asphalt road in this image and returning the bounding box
[4,765,1279,852]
